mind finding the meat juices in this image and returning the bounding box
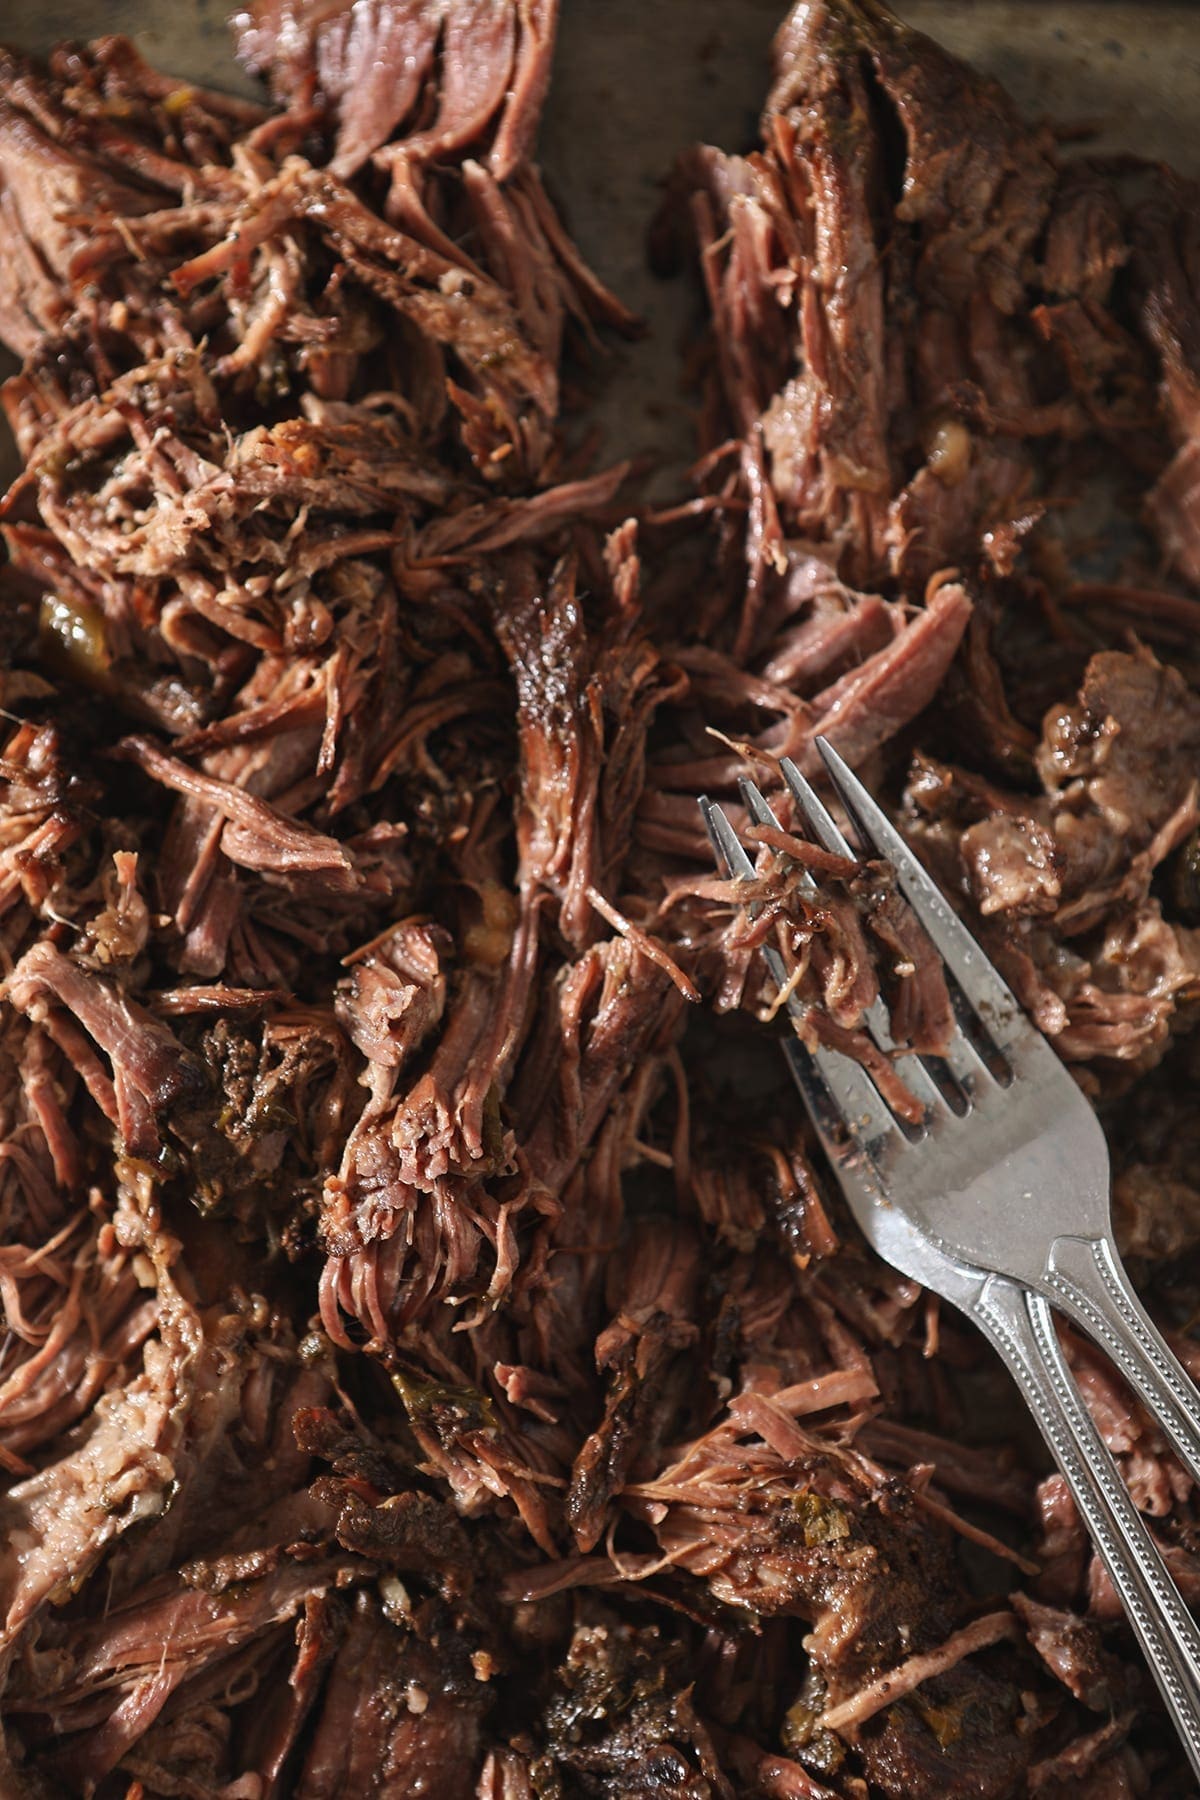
[0,1,1196,1795]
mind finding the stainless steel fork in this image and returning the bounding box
[700,740,1200,1778]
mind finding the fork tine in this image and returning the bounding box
[742,768,892,1040]
[736,776,778,833]
[786,1035,906,1190]
[713,782,942,1130]
[742,773,953,1120]
[778,755,853,859]
[814,736,1029,1051]
[699,794,756,882]
[704,783,898,1159]
[784,752,994,1100]
[738,776,817,896]
[702,796,807,1029]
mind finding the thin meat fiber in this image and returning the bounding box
[0,1,1197,1796]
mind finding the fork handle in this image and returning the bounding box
[971,1275,1200,1779]
[1044,1234,1200,1491]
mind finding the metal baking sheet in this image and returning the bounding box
[1,1,1198,488]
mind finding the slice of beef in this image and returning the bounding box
[0,49,175,354]
[539,1605,732,1800]
[803,579,972,773]
[491,552,605,947]
[1133,175,1200,581]
[238,1593,346,1800]
[1035,649,1200,891]
[903,649,1200,1070]
[565,1218,701,1553]
[3,938,202,1157]
[623,1391,1029,1798]
[681,0,1059,625]
[238,0,445,177]
[18,1555,354,1790]
[233,0,544,181]
[0,1232,196,1652]
[295,1591,489,1799]
[336,920,448,1070]
[118,736,361,892]
[0,1214,152,1465]
[1012,1592,1129,1713]
[0,34,265,357]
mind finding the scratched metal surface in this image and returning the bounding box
[0,2,1196,485]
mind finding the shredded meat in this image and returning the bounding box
[0,0,1196,1795]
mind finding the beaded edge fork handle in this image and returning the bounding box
[783,1029,1200,1779]
[814,736,1200,1495]
[703,757,1200,1778]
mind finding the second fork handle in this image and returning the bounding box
[972,1274,1200,1781]
[1045,1234,1200,1491]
